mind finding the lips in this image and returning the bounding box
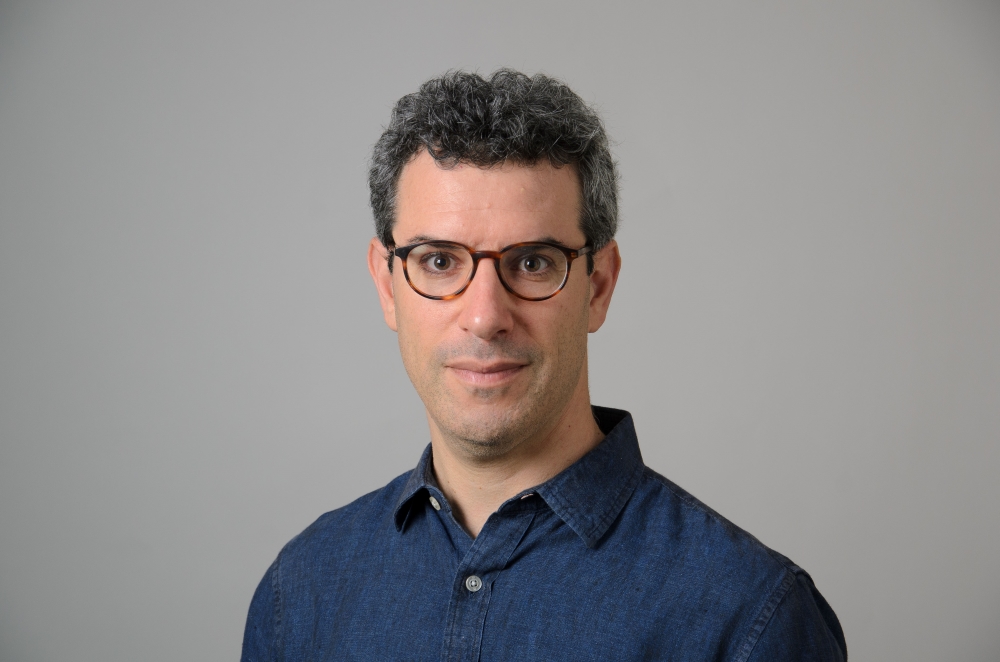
[445,360,527,387]
[447,360,525,372]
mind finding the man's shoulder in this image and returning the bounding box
[628,465,801,589]
[277,469,412,561]
[623,467,845,658]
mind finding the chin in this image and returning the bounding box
[437,401,538,458]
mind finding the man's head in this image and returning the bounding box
[369,69,619,260]
[367,70,621,461]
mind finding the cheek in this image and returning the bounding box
[395,317,433,392]
[394,293,452,372]
[559,301,591,357]
[527,293,590,363]
[557,274,593,331]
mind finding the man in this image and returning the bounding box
[242,69,846,661]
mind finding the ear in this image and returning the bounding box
[587,240,621,333]
[367,238,398,332]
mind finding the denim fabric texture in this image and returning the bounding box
[242,407,847,661]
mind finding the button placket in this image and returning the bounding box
[440,511,536,662]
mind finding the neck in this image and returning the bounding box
[428,377,604,538]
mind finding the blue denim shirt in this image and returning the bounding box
[242,407,846,661]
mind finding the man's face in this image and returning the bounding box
[368,151,618,459]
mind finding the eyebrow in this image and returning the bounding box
[401,234,440,244]
[399,235,567,246]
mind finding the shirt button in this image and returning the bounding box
[428,496,441,511]
[465,575,483,592]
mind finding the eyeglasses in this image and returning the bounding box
[391,240,592,301]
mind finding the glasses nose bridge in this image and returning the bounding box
[466,249,508,288]
[469,249,505,263]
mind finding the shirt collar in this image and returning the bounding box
[393,406,644,548]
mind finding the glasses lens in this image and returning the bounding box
[500,244,569,299]
[405,242,473,297]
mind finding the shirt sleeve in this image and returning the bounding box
[742,567,847,662]
[241,559,280,662]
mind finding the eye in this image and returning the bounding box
[517,254,550,273]
[418,251,460,273]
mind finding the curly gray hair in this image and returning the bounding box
[368,69,619,267]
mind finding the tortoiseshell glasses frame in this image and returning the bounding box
[390,240,592,302]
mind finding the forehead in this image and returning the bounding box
[393,150,583,248]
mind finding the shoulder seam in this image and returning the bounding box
[641,467,726,520]
[271,554,283,661]
[733,566,797,662]
[641,468,796,569]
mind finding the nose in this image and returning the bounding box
[457,258,515,341]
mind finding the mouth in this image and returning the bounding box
[445,360,528,387]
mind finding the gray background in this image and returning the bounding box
[1,1,998,660]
